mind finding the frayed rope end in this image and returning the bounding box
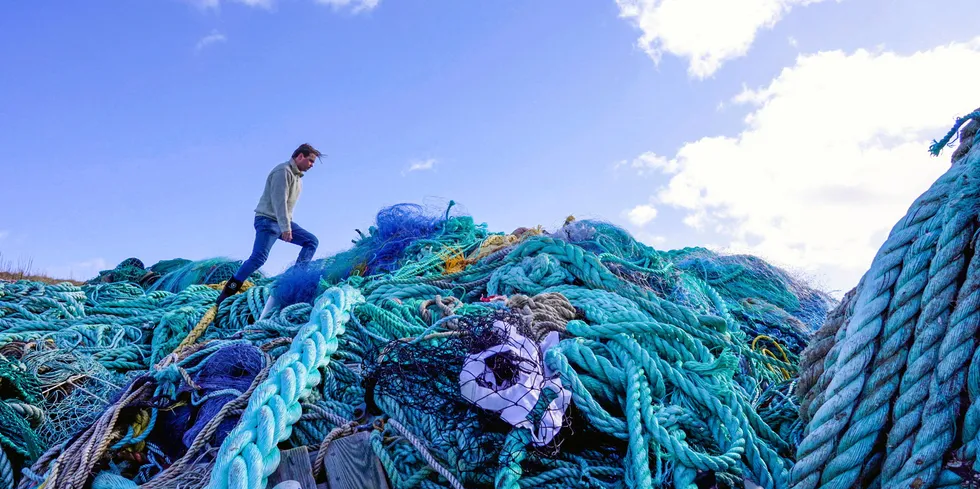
[930,110,980,157]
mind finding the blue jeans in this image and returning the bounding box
[234,215,318,281]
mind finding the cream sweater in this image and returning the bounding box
[254,159,304,232]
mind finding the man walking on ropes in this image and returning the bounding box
[216,143,322,306]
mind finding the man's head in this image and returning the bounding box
[291,143,322,172]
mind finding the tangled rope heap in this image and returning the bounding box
[5,108,977,489]
[0,198,830,489]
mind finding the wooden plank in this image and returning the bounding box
[324,432,390,489]
[267,447,318,489]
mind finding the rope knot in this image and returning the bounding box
[152,363,200,398]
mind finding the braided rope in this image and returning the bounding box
[206,286,363,489]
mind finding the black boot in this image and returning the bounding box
[216,277,244,308]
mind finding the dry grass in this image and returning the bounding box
[0,253,85,285]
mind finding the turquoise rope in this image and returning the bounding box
[929,110,980,156]
[206,286,363,489]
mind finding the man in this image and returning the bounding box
[216,143,322,306]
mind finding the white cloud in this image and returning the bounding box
[788,36,799,48]
[615,0,839,78]
[616,151,678,176]
[195,30,227,52]
[316,0,380,13]
[627,204,659,226]
[627,38,980,292]
[403,158,438,176]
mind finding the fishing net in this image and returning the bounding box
[0,356,44,471]
[308,202,487,287]
[18,346,130,449]
[666,247,834,331]
[146,258,264,293]
[86,257,265,293]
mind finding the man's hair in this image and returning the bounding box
[292,143,322,159]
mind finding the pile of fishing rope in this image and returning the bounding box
[0,206,827,489]
[1,108,973,489]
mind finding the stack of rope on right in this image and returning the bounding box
[792,109,980,489]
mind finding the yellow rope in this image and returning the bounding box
[178,306,217,350]
[752,334,792,380]
[179,280,253,349]
[120,409,152,453]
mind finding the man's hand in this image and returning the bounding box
[281,230,293,242]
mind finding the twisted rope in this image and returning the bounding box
[0,448,12,489]
[791,111,980,489]
[206,286,363,489]
[816,212,943,489]
[18,382,149,489]
[929,110,980,156]
[790,153,966,489]
[312,422,357,478]
[884,148,980,488]
[387,419,465,489]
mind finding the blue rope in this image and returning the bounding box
[929,110,980,156]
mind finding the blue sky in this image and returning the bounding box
[1,0,979,296]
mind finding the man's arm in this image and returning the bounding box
[269,168,293,241]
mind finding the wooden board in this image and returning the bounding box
[267,447,318,489]
[323,432,390,489]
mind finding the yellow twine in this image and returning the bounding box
[440,247,467,275]
[752,335,791,380]
[467,226,544,262]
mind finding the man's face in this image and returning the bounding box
[296,153,316,171]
